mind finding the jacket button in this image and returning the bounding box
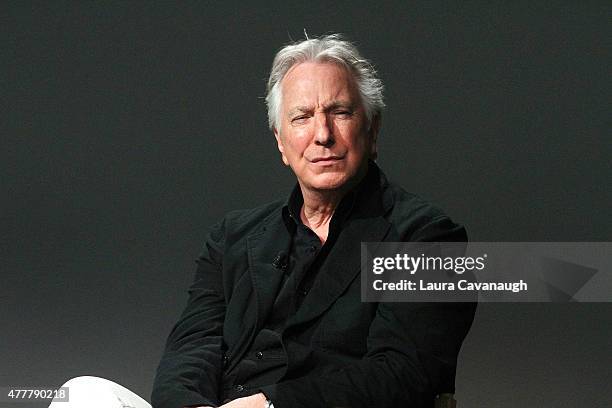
[255,351,263,359]
[235,384,244,392]
[223,355,229,367]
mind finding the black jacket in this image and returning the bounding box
[152,165,476,408]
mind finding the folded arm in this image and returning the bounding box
[259,300,475,408]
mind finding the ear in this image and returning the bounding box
[367,114,381,160]
[273,128,289,166]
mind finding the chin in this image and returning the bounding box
[307,173,352,192]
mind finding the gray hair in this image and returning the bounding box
[265,33,385,131]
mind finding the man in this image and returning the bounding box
[151,34,475,408]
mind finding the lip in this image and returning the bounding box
[310,156,343,163]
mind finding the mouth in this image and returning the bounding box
[310,156,343,163]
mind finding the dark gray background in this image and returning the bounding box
[2,2,610,407]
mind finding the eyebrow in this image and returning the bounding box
[287,100,355,117]
[287,106,312,117]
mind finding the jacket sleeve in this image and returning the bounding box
[151,219,227,408]
[260,216,476,408]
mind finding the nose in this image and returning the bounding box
[313,112,334,147]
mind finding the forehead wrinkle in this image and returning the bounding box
[281,62,361,118]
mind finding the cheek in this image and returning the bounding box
[284,132,311,155]
[344,133,371,154]
[336,121,368,146]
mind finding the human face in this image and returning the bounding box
[274,62,378,194]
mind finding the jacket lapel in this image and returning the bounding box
[227,209,290,371]
[247,213,292,330]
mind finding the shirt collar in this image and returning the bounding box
[282,160,381,232]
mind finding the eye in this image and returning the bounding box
[333,110,353,118]
[291,115,309,124]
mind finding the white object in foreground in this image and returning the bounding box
[48,376,151,408]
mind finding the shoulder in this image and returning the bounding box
[384,180,467,242]
[213,199,285,240]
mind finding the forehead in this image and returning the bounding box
[280,61,360,107]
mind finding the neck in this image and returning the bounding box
[298,163,369,243]
[299,189,343,244]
